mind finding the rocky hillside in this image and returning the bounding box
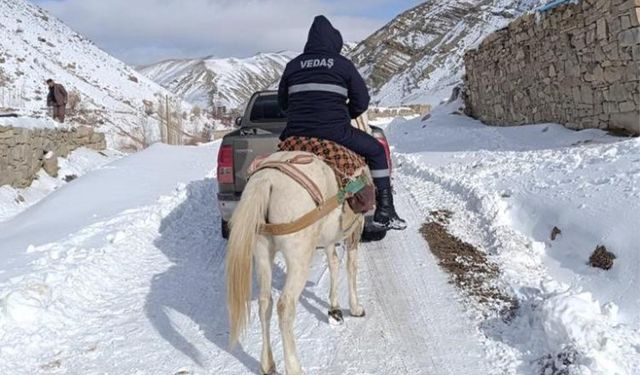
[0,0,202,148]
[139,52,297,111]
[350,0,549,106]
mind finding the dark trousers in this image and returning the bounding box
[53,105,65,123]
[324,127,391,190]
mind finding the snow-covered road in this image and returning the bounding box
[0,141,491,374]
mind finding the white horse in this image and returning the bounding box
[226,151,366,375]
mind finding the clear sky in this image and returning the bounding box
[33,0,422,66]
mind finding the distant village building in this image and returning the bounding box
[211,93,228,118]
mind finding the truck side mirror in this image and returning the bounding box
[234,116,243,127]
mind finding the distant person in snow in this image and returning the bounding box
[46,79,67,123]
[278,15,406,231]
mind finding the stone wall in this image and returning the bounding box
[0,125,106,188]
[368,105,432,120]
[464,0,640,134]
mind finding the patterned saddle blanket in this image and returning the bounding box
[278,136,367,189]
[278,136,375,214]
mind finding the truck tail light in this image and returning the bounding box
[377,137,393,176]
[217,145,234,184]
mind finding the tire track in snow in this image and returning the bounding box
[326,174,492,374]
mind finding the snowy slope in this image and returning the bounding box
[350,0,548,107]
[387,102,640,374]
[139,52,296,111]
[0,0,200,147]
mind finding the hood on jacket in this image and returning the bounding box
[303,15,343,54]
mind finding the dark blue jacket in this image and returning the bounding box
[278,16,370,141]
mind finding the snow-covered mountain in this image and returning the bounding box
[139,52,297,111]
[139,43,359,111]
[0,0,200,148]
[350,0,548,106]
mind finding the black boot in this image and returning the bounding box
[373,188,407,231]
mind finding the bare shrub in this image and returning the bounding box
[0,68,15,109]
[186,128,212,145]
[142,99,154,115]
[134,116,158,149]
[156,94,185,145]
[0,67,10,87]
[119,142,140,153]
[191,105,202,118]
[66,89,82,115]
[550,226,562,241]
[538,349,578,375]
[71,108,103,127]
[589,245,616,270]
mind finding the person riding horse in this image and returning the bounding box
[278,15,406,231]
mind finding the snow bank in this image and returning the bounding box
[0,147,121,222]
[388,100,640,374]
[0,143,218,281]
[0,143,219,374]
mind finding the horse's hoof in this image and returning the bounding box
[350,307,366,318]
[328,309,344,323]
[260,363,276,375]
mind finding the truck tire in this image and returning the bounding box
[361,227,387,242]
[221,219,230,240]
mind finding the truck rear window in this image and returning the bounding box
[250,95,287,122]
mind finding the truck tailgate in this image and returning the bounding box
[231,128,281,192]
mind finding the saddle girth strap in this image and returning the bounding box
[260,196,340,236]
[258,177,367,236]
[249,154,366,236]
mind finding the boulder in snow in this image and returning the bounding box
[42,150,58,177]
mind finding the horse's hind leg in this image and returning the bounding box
[278,243,314,375]
[255,237,275,374]
[346,236,365,317]
[325,244,343,323]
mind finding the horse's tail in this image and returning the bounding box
[226,173,271,348]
